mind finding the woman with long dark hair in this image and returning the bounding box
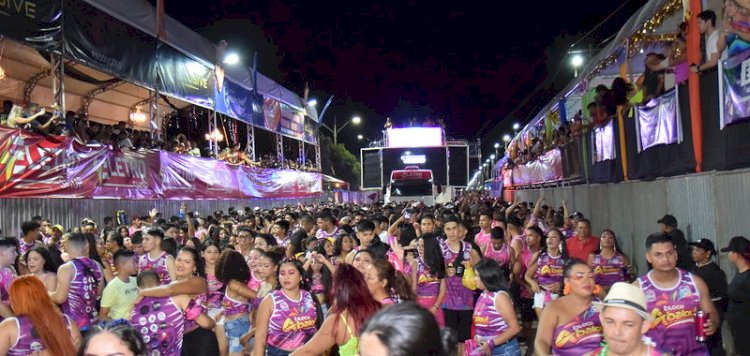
[24,246,58,292]
[588,229,632,291]
[216,250,258,356]
[291,263,381,356]
[332,234,356,267]
[364,259,416,305]
[351,249,375,274]
[534,259,602,355]
[303,248,333,313]
[406,232,446,326]
[526,228,567,317]
[202,242,227,355]
[78,322,147,356]
[0,275,79,355]
[466,259,521,355]
[254,259,319,356]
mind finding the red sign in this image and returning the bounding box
[391,169,433,181]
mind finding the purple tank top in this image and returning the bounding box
[8,315,73,356]
[184,294,208,332]
[310,273,325,295]
[416,258,441,297]
[551,304,603,356]
[248,272,263,310]
[0,266,15,304]
[440,239,474,310]
[222,290,249,317]
[206,274,224,309]
[267,289,318,350]
[591,252,626,288]
[535,253,565,286]
[130,296,184,355]
[18,239,38,256]
[62,258,102,329]
[473,290,510,338]
[316,227,339,240]
[138,252,171,285]
[638,269,708,355]
[484,243,511,268]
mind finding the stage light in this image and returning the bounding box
[307,99,317,107]
[352,116,362,124]
[570,54,584,68]
[401,154,426,164]
[223,52,240,65]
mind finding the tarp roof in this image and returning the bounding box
[83,0,318,121]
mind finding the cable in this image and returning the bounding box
[568,0,637,49]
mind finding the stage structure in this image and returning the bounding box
[360,126,474,202]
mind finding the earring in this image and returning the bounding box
[563,284,571,295]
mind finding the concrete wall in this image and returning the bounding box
[513,168,750,278]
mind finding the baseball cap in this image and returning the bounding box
[593,282,651,321]
[657,214,677,227]
[689,238,717,254]
[720,236,750,254]
[52,225,64,233]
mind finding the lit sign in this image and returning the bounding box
[391,170,433,181]
[400,154,426,164]
[387,128,443,148]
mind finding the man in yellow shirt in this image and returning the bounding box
[100,249,139,320]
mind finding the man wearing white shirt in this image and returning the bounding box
[691,10,720,73]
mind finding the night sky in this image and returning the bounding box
[163,0,647,154]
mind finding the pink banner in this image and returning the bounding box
[509,148,563,186]
[0,127,322,200]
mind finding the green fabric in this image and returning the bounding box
[338,313,358,356]
[338,336,359,356]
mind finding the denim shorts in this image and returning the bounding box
[224,316,251,353]
[491,338,521,356]
[266,344,290,356]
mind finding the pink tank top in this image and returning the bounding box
[484,243,511,268]
[267,290,317,350]
[416,258,441,297]
[206,273,224,309]
[638,269,707,355]
[473,290,510,338]
[591,252,626,288]
[535,253,565,286]
[518,247,535,299]
[474,230,492,249]
[138,252,171,285]
[222,290,249,317]
[551,304,603,356]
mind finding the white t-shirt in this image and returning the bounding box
[706,29,720,61]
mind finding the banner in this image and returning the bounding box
[0,127,321,199]
[592,119,616,163]
[214,79,263,126]
[510,148,564,186]
[157,44,214,108]
[63,0,158,88]
[279,102,306,140]
[0,0,60,50]
[635,88,683,151]
[719,49,750,129]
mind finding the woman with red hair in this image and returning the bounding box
[291,263,382,355]
[0,275,80,355]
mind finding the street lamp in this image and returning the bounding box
[490,154,496,160]
[307,99,317,107]
[512,122,520,131]
[320,115,363,146]
[223,52,240,65]
[503,134,511,142]
[357,134,364,140]
[494,142,500,149]
[570,53,584,77]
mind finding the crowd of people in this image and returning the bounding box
[0,192,746,356]
[503,0,750,169]
[0,100,321,172]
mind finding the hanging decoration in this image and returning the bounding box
[586,0,682,80]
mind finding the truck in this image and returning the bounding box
[384,166,436,206]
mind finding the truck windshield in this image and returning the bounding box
[390,180,432,196]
